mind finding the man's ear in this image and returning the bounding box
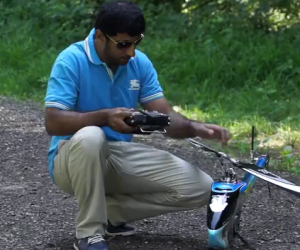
[95,29,106,42]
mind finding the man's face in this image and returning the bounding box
[95,30,143,66]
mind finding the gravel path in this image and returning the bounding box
[0,97,300,250]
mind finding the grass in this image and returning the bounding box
[0,21,300,173]
[0,22,57,101]
[138,28,300,173]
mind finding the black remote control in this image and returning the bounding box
[124,110,171,134]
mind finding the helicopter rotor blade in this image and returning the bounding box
[237,162,300,198]
[186,138,300,198]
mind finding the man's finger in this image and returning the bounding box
[120,111,135,118]
[119,108,135,114]
[200,125,215,138]
[221,128,230,146]
[204,124,223,131]
[118,122,135,133]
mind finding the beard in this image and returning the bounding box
[118,56,131,65]
[104,44,131,66]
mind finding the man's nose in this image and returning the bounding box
[126,45,135,57]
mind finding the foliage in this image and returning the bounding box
[0,0,99,46]
[1,0,300,46]
[184,0,300,30]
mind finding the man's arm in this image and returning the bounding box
[45,108,109,136]
[141,97,230,145]
[45,107,134,136]
[137,53,229,144]
[44,56,135,136]
[141,97,197,138]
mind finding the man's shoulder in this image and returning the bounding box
[55,41,87,67]
[133,50,152,67]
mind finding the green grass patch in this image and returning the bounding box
[0,23,57,102]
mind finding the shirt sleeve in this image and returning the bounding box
[139,56,164,104]
[45,59,79,110]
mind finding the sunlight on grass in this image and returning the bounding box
[174,104,300,147]
[173,104,300,174]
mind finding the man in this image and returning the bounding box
[44,1,230,250]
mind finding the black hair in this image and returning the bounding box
[94,0,146,37]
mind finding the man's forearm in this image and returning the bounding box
[165,111,198,139]
[45,108,110,136]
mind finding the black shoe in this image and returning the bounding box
[74,234,108,250]
[105,221,136,237]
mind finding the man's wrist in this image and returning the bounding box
[187,120,198,138]
[79,109,111,128]
[96,109,110,127]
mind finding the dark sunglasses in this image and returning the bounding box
[105,34,144,50]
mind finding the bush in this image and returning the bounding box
[0,0,103,47]
[1,0,299,45]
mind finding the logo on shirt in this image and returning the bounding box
[129,80,140,90]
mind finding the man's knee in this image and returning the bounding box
[190,173,212,194]
[199,171,213,193]
[175,161,213,207]
[191,171,213,206]
[70,126,108,156]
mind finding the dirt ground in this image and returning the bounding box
[0,97,300,250]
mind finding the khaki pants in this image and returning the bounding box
[53,126,213,239]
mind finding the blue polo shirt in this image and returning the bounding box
[45,28,164,180]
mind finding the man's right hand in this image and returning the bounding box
[106,107,136,133]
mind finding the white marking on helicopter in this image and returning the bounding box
[210,194,229,212]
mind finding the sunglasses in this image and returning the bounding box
[105,34,144,50]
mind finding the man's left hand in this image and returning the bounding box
[191,122,230,146]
